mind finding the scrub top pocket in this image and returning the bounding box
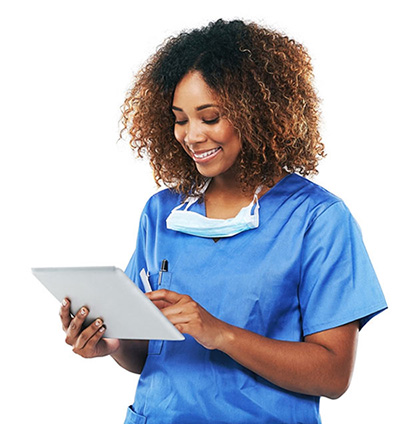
[124,405,147,424]
[148,271,172,290]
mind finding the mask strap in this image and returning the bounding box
[250,185,263,213]
[254,185,263,202]
[184,197,197,211]
[181,179,212,211]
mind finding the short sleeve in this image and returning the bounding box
[299,201,387,337]
[124,210,148,292]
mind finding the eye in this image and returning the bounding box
[174,119,188,126]
[202,116,220,125]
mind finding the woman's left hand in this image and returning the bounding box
[146,289,359,399]
[146,289,229,350]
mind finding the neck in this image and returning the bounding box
[207,174,247,199]
[207,169,289,200]
[204,176,253,220]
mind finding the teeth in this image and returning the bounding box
[193,147,220,159]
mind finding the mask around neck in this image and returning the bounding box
[166,183,262,238]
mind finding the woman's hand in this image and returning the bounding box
[146,289,229,350]
[60,298,120,358]
[146,289,359,398]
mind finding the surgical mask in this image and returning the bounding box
[166,182,262,238]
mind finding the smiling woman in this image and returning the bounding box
[60,19,387,424]
[120,19,324,198]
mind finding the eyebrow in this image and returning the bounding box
[172,103,218,112]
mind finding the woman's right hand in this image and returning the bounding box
[60,298,120,358]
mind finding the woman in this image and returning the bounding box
[60,19,387,423]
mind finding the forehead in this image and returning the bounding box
[172,71,219,108]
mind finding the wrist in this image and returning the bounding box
[214,321,237,352]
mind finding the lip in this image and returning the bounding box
[190,146,222,163]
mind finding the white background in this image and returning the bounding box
[1,0,398,422]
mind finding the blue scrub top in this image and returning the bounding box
[123,173,387,424]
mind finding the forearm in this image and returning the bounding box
[218,321,359,399]
[111,340,149,374]
[146,289,359,398]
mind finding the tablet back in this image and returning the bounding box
[32,266,184,340]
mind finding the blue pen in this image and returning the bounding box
[157,259,168,286]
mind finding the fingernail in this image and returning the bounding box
[99,326,106,333]
[62,299,68,307]
[95,319,102,327]
[80,308,87,316]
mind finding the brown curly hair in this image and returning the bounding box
[120,19,325,198]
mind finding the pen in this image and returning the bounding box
[157,259,168,286]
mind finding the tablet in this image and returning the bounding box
[32,266,184,341]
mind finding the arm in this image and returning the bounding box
[111,339,148,374]
[218,319,358,399]
[60,298,148,374]
[146,289,359,399]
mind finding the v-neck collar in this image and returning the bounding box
[190,173,295,218]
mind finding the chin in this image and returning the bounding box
[195,165,231,179]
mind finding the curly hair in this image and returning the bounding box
[120,19,325,197]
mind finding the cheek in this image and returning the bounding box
[219,128,242,153]
[216,121,240,145]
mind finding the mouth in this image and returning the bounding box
[190,147,222,163]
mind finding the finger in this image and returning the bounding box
[161,297,198,319]
[160,302,185,319]
[73,318,104,351]
[65,306,89,345]
[165,311,198,325]
[59,298,72,331]
[174,323,189,334]
[146,289,188,305]
[82,325,107,353]
[151,299,172,310]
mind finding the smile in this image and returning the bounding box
[191,147,222,163]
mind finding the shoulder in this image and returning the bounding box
[291,174,343,208]
[287,173,342,205]
[141,187,182,221]
[280,174,351,230]
[145,187,181,208]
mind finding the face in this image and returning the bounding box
[172,71,242,180]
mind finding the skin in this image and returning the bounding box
[60,299,148,374]
[60,71,359,399]
[172,71,251,218]
[146,290,359,399]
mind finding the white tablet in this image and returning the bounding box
[32,266,184,341]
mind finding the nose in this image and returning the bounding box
[183,121,207,145]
